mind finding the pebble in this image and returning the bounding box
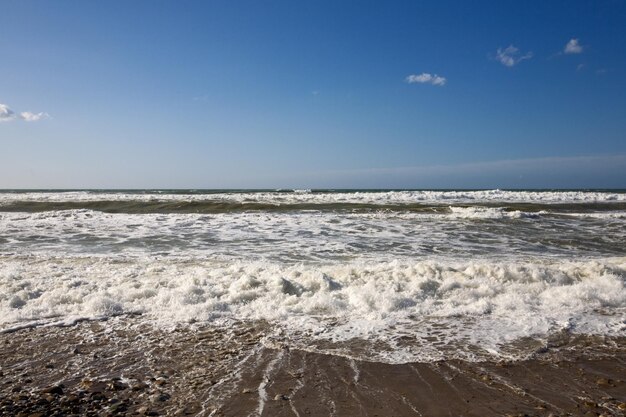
[596,377,612,387]
[108,380,128,391]
[182,402,201,415]
[89,391,107,401]
[131,381,149,391]
[41,385,64,395]
[79,378,93,388]
[582,400,596,408]
[41,393,55,403]
[109,402,128,413]
[137,405,160,415]
[150,392,171,402]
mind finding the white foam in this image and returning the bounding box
[1,255,624,362]
[1,190,624,363]
[0,189,624,206]
[448,206,540,219]
[2,207,622,262]
[561,211,626,219]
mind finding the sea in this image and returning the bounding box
[1,189,625,363]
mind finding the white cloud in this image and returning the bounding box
[495,45,533,67]
[564,38,583,54]
[405,73,446,86]
[0,103,16,122]
[20,111,50,122]
[0,102,49,123]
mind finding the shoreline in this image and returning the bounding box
[1,318,625,416]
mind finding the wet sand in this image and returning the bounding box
[1,317,625,417]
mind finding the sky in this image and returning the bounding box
[1,0,625,189]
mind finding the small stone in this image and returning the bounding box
[150,392,170,402]
[108,380,128,391]
[155,378,167,386]
[109,402,128,413]
[41,385,64,395]
[618,402,626,410]
[596,377,612,387]
[89,391,106,401]
[138,405,159,415]
[583,400,596,408]
[42,393,55,402]
[79,378,93,389]
[87,380,108,393]
[131,381,149,391]
[182,402,201,415]
[274,394,289,401]
[242,388,253,394]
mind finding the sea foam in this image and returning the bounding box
[1,256,624,362]
[1,189,625,206]
[1,189,624,363]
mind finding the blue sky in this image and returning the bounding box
[1,0,625,188]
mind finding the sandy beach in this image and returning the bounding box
[1,316,625,417]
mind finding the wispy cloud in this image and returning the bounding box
[405,73,446,86]
[564,38,583,54]
[19,111,50,122]
[494,45,533,67]
[0,103,16,122]
[0,102,49,123]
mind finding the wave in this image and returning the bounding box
[447,206,544,219]
[1,189,625,204]
[1,199,625,214]
[1,255,624,362]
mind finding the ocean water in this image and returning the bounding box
[1,189,625,363]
